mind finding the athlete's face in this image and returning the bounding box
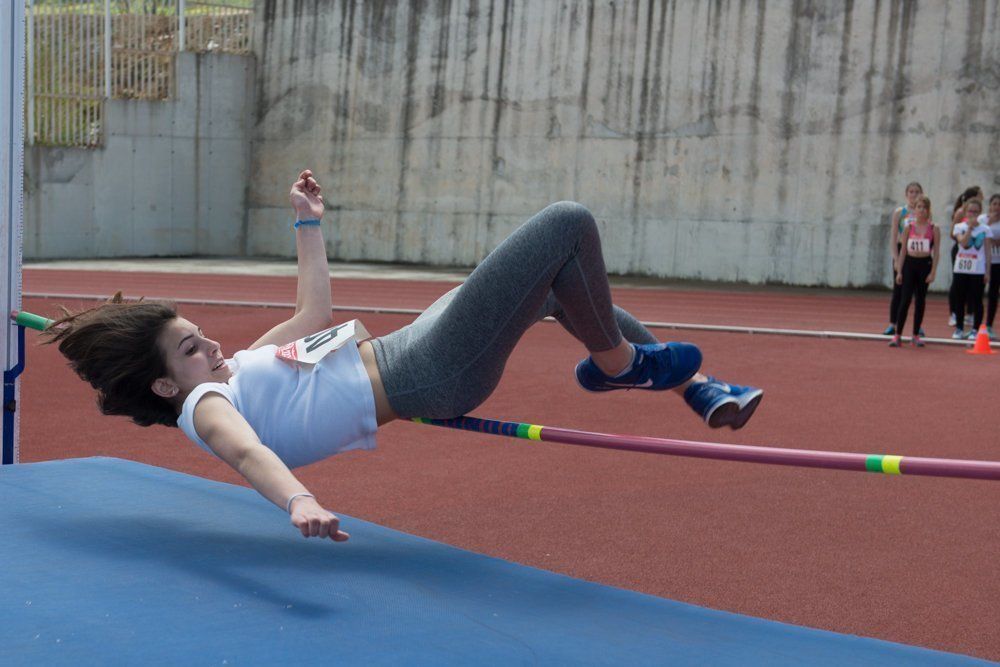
[152,317,232,400]
[989,198,1000,219]
[966,202,982,220]
[905,185,922,204]
[914,200,929,222]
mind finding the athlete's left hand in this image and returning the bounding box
[289,169,325,221]
[290,496,350,542]
[926,271,935,284]
[895,272,902,285]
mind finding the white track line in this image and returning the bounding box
[24,291,997,349]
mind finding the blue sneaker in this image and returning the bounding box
[882,325,896,336]
[684,377,764,430]
[575,342,702,392]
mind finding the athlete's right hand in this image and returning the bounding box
[895,272,902,285]
[290,496,350,542]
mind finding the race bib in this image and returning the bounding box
[954,249,979,274]
[906,237,930,254]
[275,320,371,367]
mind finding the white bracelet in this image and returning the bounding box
[286,492,314,514]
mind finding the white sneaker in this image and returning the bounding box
[952,328,965,340]
[948,313,957,327]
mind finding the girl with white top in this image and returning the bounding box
[982,194,1000,339]
[890,195,939,348]
[951,199,992,339]
[948,186,984,327]
[44,170,763,542]
[885,182,923,336]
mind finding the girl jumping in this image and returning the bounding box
[45,171,763,542]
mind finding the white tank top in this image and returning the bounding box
[177,343,378,469]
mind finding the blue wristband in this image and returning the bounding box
[294,219,321,229]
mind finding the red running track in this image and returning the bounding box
[16,269,1000,661]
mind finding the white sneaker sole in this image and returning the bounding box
[730,390,764,430]
[703,389,764,429]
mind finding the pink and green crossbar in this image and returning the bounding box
[412,416,1000,481]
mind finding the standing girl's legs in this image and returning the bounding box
[894,259,917,340]
[911,266,931,338]
[888,254,902,331]
[897,257,932,336]
[970,276,986,331]
[953,273,970,334]
[372,202,759,427]
[948,244,960,325]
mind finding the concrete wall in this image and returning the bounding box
[24,52,255,258]
[249,0,1000,289]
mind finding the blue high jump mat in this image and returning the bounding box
[0,458,985,665]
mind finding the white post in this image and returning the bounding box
[25,0,33,146]
[1,0,26,464]
[178,0,186,52]
[104,0,112,99]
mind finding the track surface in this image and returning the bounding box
[17,269,1000,661]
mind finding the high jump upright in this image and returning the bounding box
[2,0,26,465]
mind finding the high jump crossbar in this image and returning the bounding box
[14,310,1000,481]
[412,416,1000,481]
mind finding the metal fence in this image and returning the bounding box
[26,0,253,148]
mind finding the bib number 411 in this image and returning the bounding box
[275,320,371,366]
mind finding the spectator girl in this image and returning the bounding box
[951,198,992,339]
[885,181,923,336]
[948,186,984,327]
[891,195,939,347]
[982,194,1000,339]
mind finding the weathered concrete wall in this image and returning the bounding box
[250,0,1000,289]
[24,52,254,258]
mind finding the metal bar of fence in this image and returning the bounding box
[75,9,80,145]
[127,13,132,98]
[26,1,34,145]
[179,0,185,52]
[28,0,251,145]
[58,9,64,144]
[63,8,69,144]
[103,0,110,99]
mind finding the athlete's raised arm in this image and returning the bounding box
[250,169,334,350]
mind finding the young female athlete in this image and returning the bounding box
[982,194,1000,339]
[885,182,923,336]
[951,198,992,339]
[948,186,984,328]
[45,170,763,542]
[890,195,939,348]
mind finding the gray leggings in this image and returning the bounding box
[371,202,657,419]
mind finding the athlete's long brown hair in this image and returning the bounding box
[42,293,180,427]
